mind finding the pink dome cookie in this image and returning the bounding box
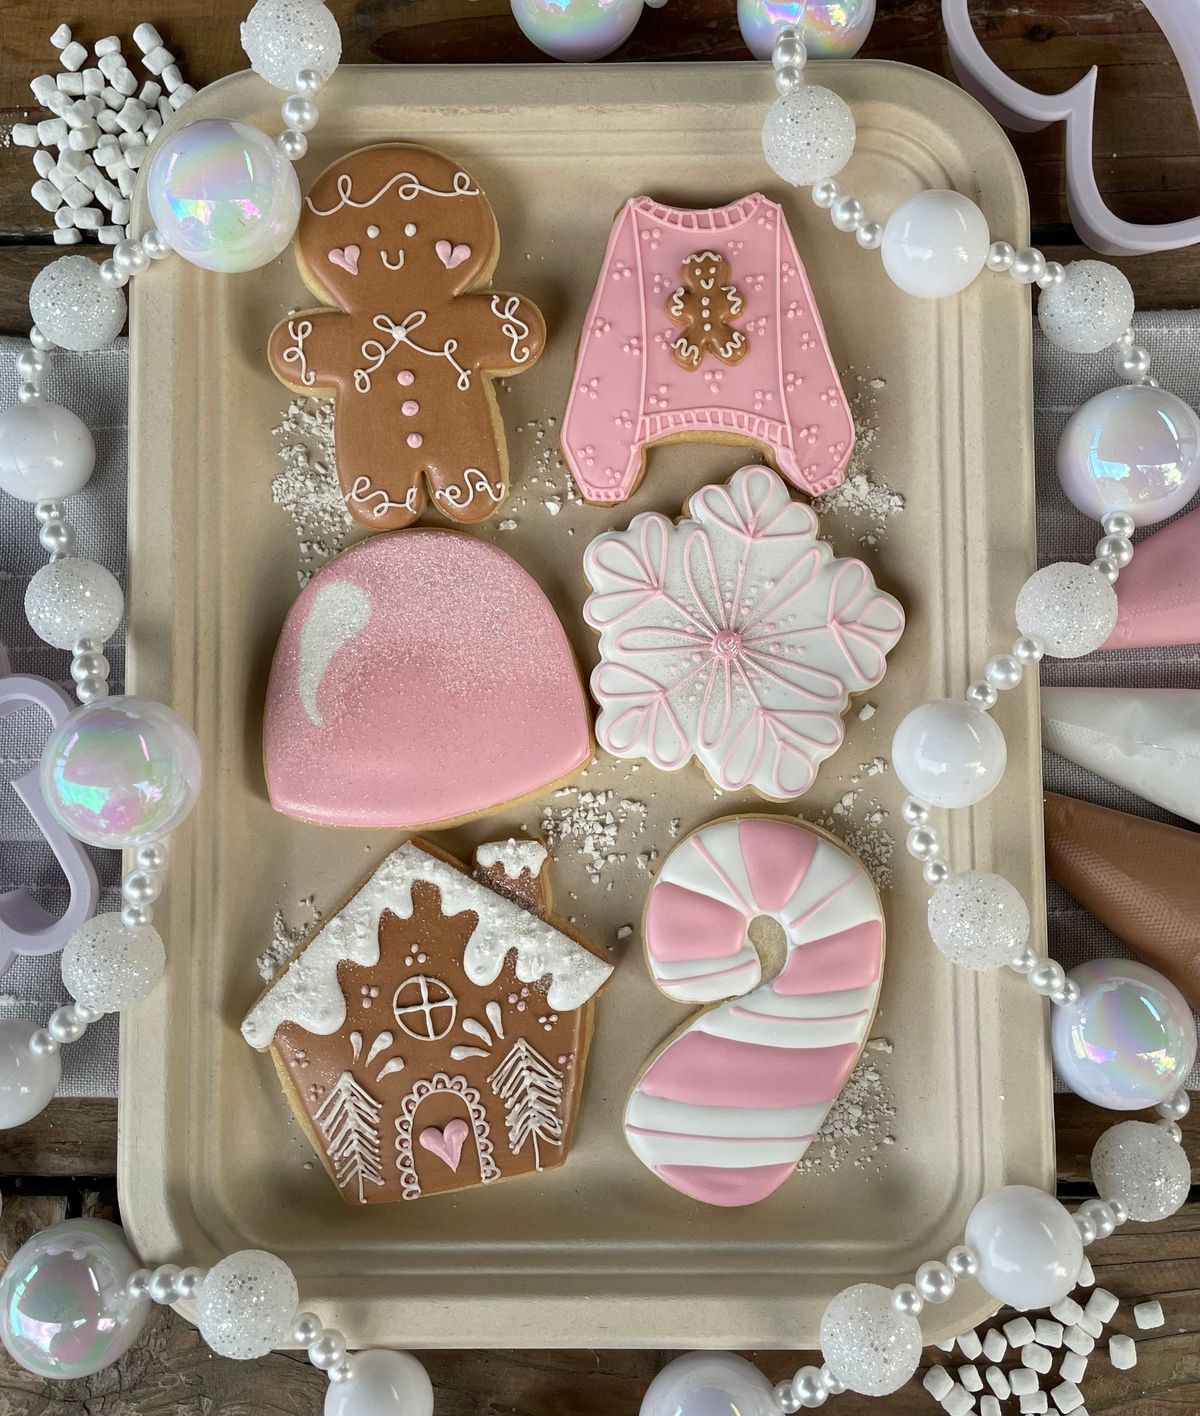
[264,531,592,828]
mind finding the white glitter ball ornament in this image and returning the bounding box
[1037,260,1135,354]
[1014,563,1117,659]
[240,0,341,92]
[24,558,124,651]
[29,255,126,352]
[1090,1120,1191,1221]
[60,915,165,1014]
[819,1282,922,1397]
[762,86,856,188]
[196,1250,298,1359]
[927,871,1031,971]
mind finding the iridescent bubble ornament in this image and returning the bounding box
[0,1218,149,1378]
[1051,959,1197,1109]
[640,1351,778,1416]
[40,695,203,849]
[511,0,644,62]
[1057,385,1200,527]
[0,1018,61,1129]
[146,119,301,274]
[738,0,875,60]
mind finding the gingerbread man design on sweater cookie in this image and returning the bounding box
[563,194,853,504]
[269,144,546,531]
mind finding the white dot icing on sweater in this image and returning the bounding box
[242,841,611,1048]
[475,839,549,880]
[296,580,370,725]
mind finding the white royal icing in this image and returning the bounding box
[296,581,371,726]
[476,839,548,880]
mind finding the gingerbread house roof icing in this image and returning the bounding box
[242,838,613,1203]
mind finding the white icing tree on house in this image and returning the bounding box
[314,1070,385,1204]
[488,1037,565,1170]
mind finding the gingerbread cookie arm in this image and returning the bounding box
[269,308,350,395]
[562,200,647,504]
[469,291,547,376]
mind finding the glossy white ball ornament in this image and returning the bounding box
[762,86,856,188]
[24,558,123,651]
[324,1350,434,1416]
[0,1219,148,1377]
[927,871,1031,971]
[240,0,342,91]
[0,1018,61,1129]
[28,255,126,352]
[819,1282,922,1397]
[61,914,166,1014]
[640,1352,777,1416]
[1091,1121,1190,1221]
[965,1185,1083,1310]
[512,0,644,61]
[147,119,301,274]
[1057,384,1200,528]
[1037,260,1135,354]
[1050,959,1197,1109]
[1014,562,1117,658]
[880,190,989,299]
[739,0,875,59]
[0,401,95,502]
[195,1250,298,1360]
[891,699,1007,808]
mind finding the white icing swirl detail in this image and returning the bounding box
[489,295,533,365]
[307,169,479,217]
[344,475,419,521]
[433,467,504,512]
[354,311,470,394]
[282,318,316,386]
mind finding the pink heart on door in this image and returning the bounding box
[435,240,472,270]
[418,1118,469,1171]
[328,244,360,275]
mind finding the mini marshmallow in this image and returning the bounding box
[1035,1319,1064,1349]
[94,140,122,167]
[96,109,120,133]
[924,1366,955,1400]
[982,1329,1007,1363]
[97,52,125,80]
[11,123,39,147]
[67,122,101,151]
[111,198,131,225]
[1051,1381,1084,1414]
[984,1366,1010,1399]
[112,68,137,97]
[980,1400,1001,1416]
[941,1384,974,1416]
[94,35,122,56]
[133,22,164,52]
[1019,1393,1048,1414]
[102,84,124,109]
[33,150,56,178]
[72,206,102,229]
[957,1331,984,1360]
[1134,1300,1164,1330]
[1063,1326,1095,1357]
[50,23,72,48]
[1004,1317,1036,1348]
[116,167,135,195]
[142,44,174,76]
[936,1337,957,1354]
[1108,1334,1137,1371]
[1009,1369,1039,1397]
[47,165,72,193]
[64,99,93,129]
[158,95,173,120]
[170,82,197,106]
[1085,1289,1119,1324]
[98,224,123,244]
[77,164,103,190]
[1075,1258,1095,1288]
[1021,1344,1053,1375]
[139,79,162,104]
[1076,1310,1103,1340]
[53,228,83,243]
[31,73,58,103]
[62,179,92,208]
[53,205,75,228]
[123,145,146,170]
[1051,1298,1084,1327]
[45,90,71,117]
[140,113,161,139]
[37,117,68,145]
[161,62,182,91]
[56,72,85,95]
[94,179,120,209]
[82,68,106,96]
[1059,1351,1087,1385]
[958,1366,983,1393]
[31,179,62,211]
[60,41,88,72]
[116,101,146,133]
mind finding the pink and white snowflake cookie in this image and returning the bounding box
[581,464,904,799]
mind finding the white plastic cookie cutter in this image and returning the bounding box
[943,0,1200,254]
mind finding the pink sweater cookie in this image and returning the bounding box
[563,193,853,504]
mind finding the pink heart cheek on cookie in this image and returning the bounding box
[328,244,360,275]
[435,239,471,270]
[625,817,884,1207]
[418,1118,469,1171]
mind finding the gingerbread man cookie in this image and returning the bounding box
[667,251,749,370]
[269,144,546,530]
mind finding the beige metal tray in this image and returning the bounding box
[120,60,1051,1350]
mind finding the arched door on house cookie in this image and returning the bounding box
[395,1072,500,1199]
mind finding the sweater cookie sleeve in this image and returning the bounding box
[561,200,648,504]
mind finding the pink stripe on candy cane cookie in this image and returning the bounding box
[655,1162,799,1207]
[773,920,883,995]
[645,881,748,964]
[638,1032,861,1109]
[739,817,817,911]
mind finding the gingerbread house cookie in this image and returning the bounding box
[242,838,612,1203]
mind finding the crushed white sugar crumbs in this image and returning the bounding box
[798,1038,897,1174]
[260,896,322,982]
[271,396,351,583]
[814,374,904,550]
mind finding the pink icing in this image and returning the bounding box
[655,1162,797,1207]
[328,244,360,275]
[739,818,817,911]
[1104,503,1200,650]
[645,881,746,963]
[435,239,472,269]
[407,432,423,448]
[639,1031,861,1108]
[563,194,854,504]
[397,369,415,386]
[773,920,884,994]
[401,399,420,416]
[419,1118,469,1171]
[263,530,592,828]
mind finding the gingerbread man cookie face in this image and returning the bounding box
[269,144,546,531]
[667,251,749,370]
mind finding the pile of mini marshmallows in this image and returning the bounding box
[922,1268,1167,1416]
[11,24,196,247]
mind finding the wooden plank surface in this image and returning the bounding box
[2,1,1198,1412]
